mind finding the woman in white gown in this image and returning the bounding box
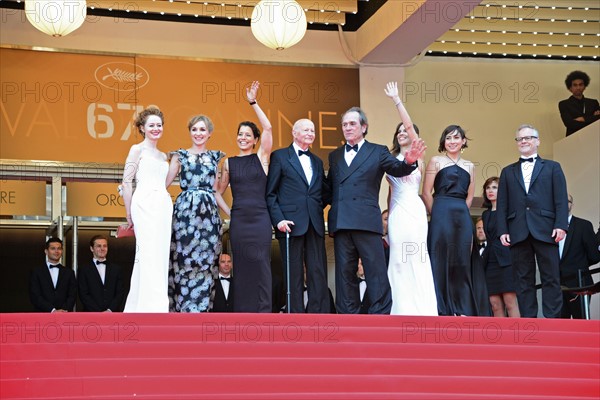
[122,107,173,313]
[384,82,438,316]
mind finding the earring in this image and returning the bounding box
[460,147,464,154]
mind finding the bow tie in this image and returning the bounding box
[358,277,366,283]
[298,149,310,157]
[48,264,60,269]
[220,276,231,282]
[96,260,107,266]
[478,242,486,250]
[345,143,358,152]
[519,157,536,163]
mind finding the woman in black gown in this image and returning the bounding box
[218,81,273,313]
[422,125,478,316]
[481,176,520,317]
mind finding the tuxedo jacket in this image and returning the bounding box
[327,141,416,235]
[496,157,568,245]
[212,279,233,312]
[558,95,600,136]
[29,264,77,312]
[559,216,600,287]
[78,260,125,312]
[266,145,327,238]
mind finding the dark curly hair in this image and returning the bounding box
[565,70,590,89]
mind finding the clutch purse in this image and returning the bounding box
[116,224,135,238]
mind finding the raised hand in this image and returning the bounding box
[384,81,399,100]
[246,81,259,103]
[404,138,426,165]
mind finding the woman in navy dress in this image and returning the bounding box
[219,81,273,313]
[422,125,478,316]
[481,176,520,317]
[167,115,230,312]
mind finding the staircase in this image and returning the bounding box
[1,313,598,399]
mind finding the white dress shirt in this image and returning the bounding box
[219,274,231,300]
[94,259,107,285]
[520,153,538,193]
[558,214,572,259]
[344,139,365,167]
[47,261,59,288]
[293,143,313,184]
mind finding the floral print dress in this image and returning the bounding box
[169,149,224,312]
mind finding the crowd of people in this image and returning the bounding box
[30,74,600,319]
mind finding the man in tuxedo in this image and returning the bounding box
[78,235,125,312]
[212,253,233,312]
[29,237,77,312]
[558,70,600,136]
[326,107,424,314]
[475,217,487,256]
[559,195,600,319]
[266,118,330,313]
[497,124,569,318]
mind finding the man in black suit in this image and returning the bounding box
[266,118,330,313]
[78,235,125,312]
[558,70,600,136]
[497,124,569,318]
[326,107,424,314]
[559,194,600,319]
[212,253,234,312]
[29,237,77,312]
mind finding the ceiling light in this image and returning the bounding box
[251,0,307,50]
[24,0,86,37]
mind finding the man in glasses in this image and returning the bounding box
[496,124,568,318]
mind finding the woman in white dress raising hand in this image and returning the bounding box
[384,82,438,316]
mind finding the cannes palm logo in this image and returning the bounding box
[94,62,150,92]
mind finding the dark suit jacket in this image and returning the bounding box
[78,260,125,312]
[212,278,233,312]
[558,95,600,136]
[326,141,416,235]
[266,145,327,238]
[29,264,77,312]
[496,157,568,245]
[559,216,600,287]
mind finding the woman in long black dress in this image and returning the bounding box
[218,81,273,313]
[422,125,478,316]
[481,176,520,317]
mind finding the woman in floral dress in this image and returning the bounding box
[166,115,230,312]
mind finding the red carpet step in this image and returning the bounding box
[1,313,598,399]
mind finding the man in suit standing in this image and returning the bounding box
[326,107,424,314]
[266,118,330,313]
[29,237,77,312]
[558,70,600,136]
[497,124,569,318]
[212,253,234,312]
[78,235,125,312]
[559,194,600,318]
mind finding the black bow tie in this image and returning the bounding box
[346,143,358,152]
[478,242,486,250]
[96,260,107,266]
[48,264,60,269]
[298,149,310,157]
[519,157,536,163]
[358,277,366,283]
[220,276,231,282]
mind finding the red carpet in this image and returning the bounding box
[1,313,599,399]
